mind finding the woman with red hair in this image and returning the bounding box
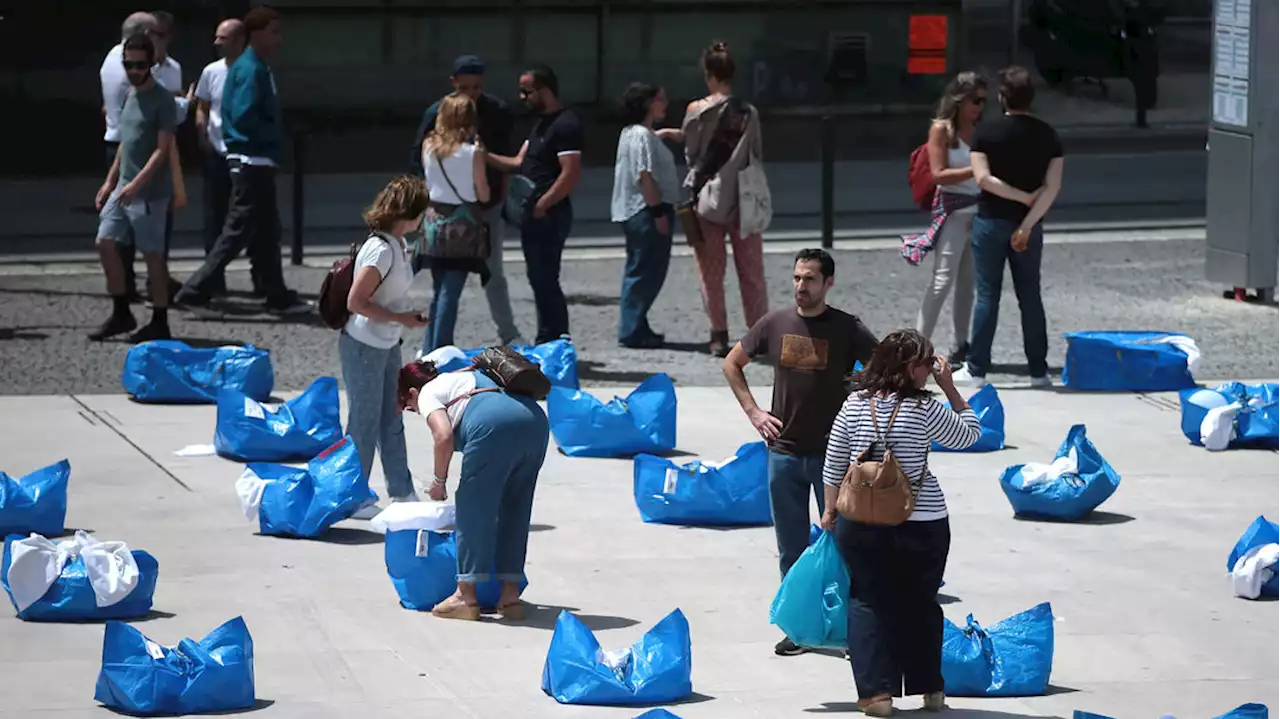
[397,359,549,620]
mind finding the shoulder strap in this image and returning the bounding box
[867,397,904,443]
[432,145,473,208]
[444,386,500,409]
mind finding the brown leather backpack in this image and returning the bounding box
[318,234,393,330]
[472,345,551,401]
[836,398,918,526]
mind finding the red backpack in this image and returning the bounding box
[907,144,936,212]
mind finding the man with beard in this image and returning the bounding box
[91,32,178,342]
[488,64,582,344]
[722,248,879,656]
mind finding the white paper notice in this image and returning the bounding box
[243,397,265,420]
[663,468,679,494]
[1212,0,1250,127]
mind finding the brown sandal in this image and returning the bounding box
[496,600,526,620]
[431,596,480,621]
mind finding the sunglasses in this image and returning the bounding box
[123,60,150,71]
[972,96,987,105]
[518,87,535,98]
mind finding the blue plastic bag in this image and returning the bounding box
[633,441,769,526]
[999,425,1121,521]
[123,341,273,404]
[933,384,1005,453]
[542,608,693,705]
[384,529,526,610]
[549,374,678,458]
[769,531,849,650]
[215,376,343,461]
[1228,515,1280,599]
[635,711,684,719]
[1073,703,1270,719]
[94,616,255,716]
[1180,383,1280,449]
[437,338,580,390]
[942,601,1054,697]
[2,533,157,621]
[239,437,377,538]
[1061,331,1198,391]
[0,459,70,537]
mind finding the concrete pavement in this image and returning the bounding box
[0,385,1275,718]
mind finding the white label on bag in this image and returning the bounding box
[144,639,166,660]
[663,468,679,494]
[415,529,432,558]
[243,397,265,420]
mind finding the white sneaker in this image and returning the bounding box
[391,491,421,503]
[350,500,381,520]
[1029,375,1053,389]
[951,365,986,388]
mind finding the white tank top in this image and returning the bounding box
[423,142,478,204]
[940,137,980,196]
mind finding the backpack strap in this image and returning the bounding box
[867,397,904,443]
[444,386,500,409]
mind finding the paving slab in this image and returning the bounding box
[0,386,1276,718]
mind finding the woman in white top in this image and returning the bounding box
[341,176,429,504]
[818,329,981,716]
[420,93,491,356]
[610,82,680,349]
[397,359,549,621]
[917,72,988,366]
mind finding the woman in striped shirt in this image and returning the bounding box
[819,328,981,716]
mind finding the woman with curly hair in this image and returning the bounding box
[818,329,981,716]
[397,359,549,621]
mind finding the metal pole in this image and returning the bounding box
[821,114,834,249]
[291,132,304,266]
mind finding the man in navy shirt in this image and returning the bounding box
[490,65,583,344]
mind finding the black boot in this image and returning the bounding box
[129,307,171,343]
[89,295,137,341]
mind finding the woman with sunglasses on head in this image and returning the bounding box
[903,72,988,367]
[818,329,981,716]
[397,359,549,621]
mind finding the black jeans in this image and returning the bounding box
[202,150,232,291]
[519,200,573,344]
[836,516,950,700]
[176,160,289,306]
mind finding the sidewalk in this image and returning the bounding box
[0,386,1274,718]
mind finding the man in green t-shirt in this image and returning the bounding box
[92,32,177,342]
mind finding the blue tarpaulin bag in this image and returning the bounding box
[1180,383,1280,450]
[999,425,1121,521]
[1228,515,1279,600]
[1074,703,1270,719]
[434,338,580,390]
[94,616,255,716]
[384,529,526,610]
[933,384,1005,453]
[633,441,769,525]
[0,459,70,537]
[635,711,684,719]
[123,341,273,404]
[215,376,343,461]
[1061,331,1199,391]
[549,374,678,458]
[2,532,157,622]
[769,530,849,650]
[942,601,1055,697]
[234,437,377,538]
[542,608,693,706]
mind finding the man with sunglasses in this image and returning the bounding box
[90,33,178,342]
[408,54,523,347]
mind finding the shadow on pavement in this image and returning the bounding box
[502,603,639,632]
[577,360,661,384]
[529,523,556,532]
[937,592,962,605]
[807,705,1057,717]
[101,698,276,717]
[565,293,620,307]
[1014,511,1136,526]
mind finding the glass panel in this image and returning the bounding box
[524,14,598,103]
[275,16,382,67]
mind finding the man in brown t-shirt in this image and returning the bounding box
[723,248,878,656]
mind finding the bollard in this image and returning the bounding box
[291,132,304,266]
[820,114,834,249]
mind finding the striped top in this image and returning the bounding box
[822,392,982,521]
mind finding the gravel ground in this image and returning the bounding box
[0,237,1274,395]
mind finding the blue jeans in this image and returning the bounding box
[338,332,413,499]
[769,450,828,579]
[967,215,1048,378]
[454,374,550,583]
[520,201,573,344]
[618,207,674,344]
[424,268,468,355]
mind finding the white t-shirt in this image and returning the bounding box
[424,143,478,204]
[415,372,479,429]
[343,233,414,349]
[101,45,188,141]
[195,59,230,155]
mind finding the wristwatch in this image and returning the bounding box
[432,476,448,485]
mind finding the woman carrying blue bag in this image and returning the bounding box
[820,329,981,716]
[398,359,549,620]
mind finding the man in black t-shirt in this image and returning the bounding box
[958,66,1064,389]
[408,55,523,346]
[489,65,583,344]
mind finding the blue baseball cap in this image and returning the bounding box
[452,55,485,77]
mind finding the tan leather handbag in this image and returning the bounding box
[836,398,917,526]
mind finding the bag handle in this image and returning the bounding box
[867,397,904,444]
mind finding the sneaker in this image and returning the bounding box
[350,502,381,520]
[774,636,806,656]
[951,365,986,388]
[619,334,665,350]
[88,313,138,341]
[1029,375,1053,389]
[128,321,171,343]
[265,294,313,316]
